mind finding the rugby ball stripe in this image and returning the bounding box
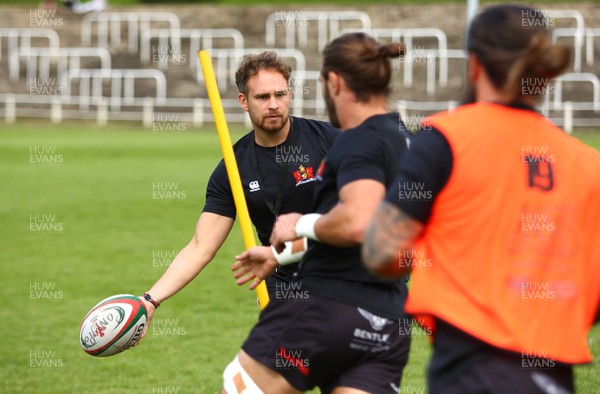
[79,294,147,357]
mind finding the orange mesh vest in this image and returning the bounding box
[406,102,600,363]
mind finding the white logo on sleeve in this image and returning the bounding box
[249,181,260,192]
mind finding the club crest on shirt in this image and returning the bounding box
[293,165,315,187]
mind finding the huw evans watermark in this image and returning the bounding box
[274,10,308,27]
[29,282,63,300]
[152,182,187,200]
[29,145,63,164]
[29,9,63,28]
[274,281,309,301]
[29,213,63,233]
[29,349,63,368]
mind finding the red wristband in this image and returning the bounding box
[143,292,160,309]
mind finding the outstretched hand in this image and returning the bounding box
[232,246,279,290]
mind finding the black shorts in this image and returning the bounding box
[430,352,574,394]
[428,319,574,394]
[242,295,411,393]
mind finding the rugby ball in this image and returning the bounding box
[79,294,147,357]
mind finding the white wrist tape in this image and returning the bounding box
[271,238,308,266]
[295,213,322,241]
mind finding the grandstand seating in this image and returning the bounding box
[265,10,371,51]
[194,48,306,92]
[546,10,586,72]
[9,46,111,82]
[551,72,600,112]
[61,68,166,111]
[0,27,59,61]
[81,11,180,52]
[0,5,598,130]
[142,28,244,71]
[585,29,600,66]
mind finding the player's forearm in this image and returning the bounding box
[313,203,366,247]
[298,179,384,247]
[146,241,215,303]
[362,201,424,278]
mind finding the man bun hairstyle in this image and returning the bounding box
[321,32,405,102]
[505,33,571,99]
[467,4,571,102]
[378,42,406,59]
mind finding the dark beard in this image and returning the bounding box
[251,111,288,134]
[323,85,340,128]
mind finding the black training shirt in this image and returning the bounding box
[386,127,453,224]
[299,113,409,319]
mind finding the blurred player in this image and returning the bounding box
[42,0,107,13]
[137,52,338,339]
[362,4,600,394]
[225,33,410,393]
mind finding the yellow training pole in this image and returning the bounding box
[199,50,269,310]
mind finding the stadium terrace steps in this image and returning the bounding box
[0,3,599,124]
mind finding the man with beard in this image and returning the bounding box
[362,4,600,394]
[135,51,338,341]
[225,33,411,394]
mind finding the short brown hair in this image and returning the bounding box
[235,51,292,94]
[321,32,405,102]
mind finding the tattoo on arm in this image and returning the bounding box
[363,203,398,267]
[362,201,424,276]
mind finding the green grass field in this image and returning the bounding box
[1,121,600,393]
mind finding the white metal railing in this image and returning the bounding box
[546,72,600,113]
[0,93,240,126]
[0,28,59,61]
[584,29,600,67]
[59,68,167,111]
[266,11,371,51]
[300,70,325,116]
[81,12,180,53]
[141,28,244,71]
[9,47,111,83]
[2,93,598,130]
[553,28,600,68]
[401,28,449,87]
[196,48,306,97]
